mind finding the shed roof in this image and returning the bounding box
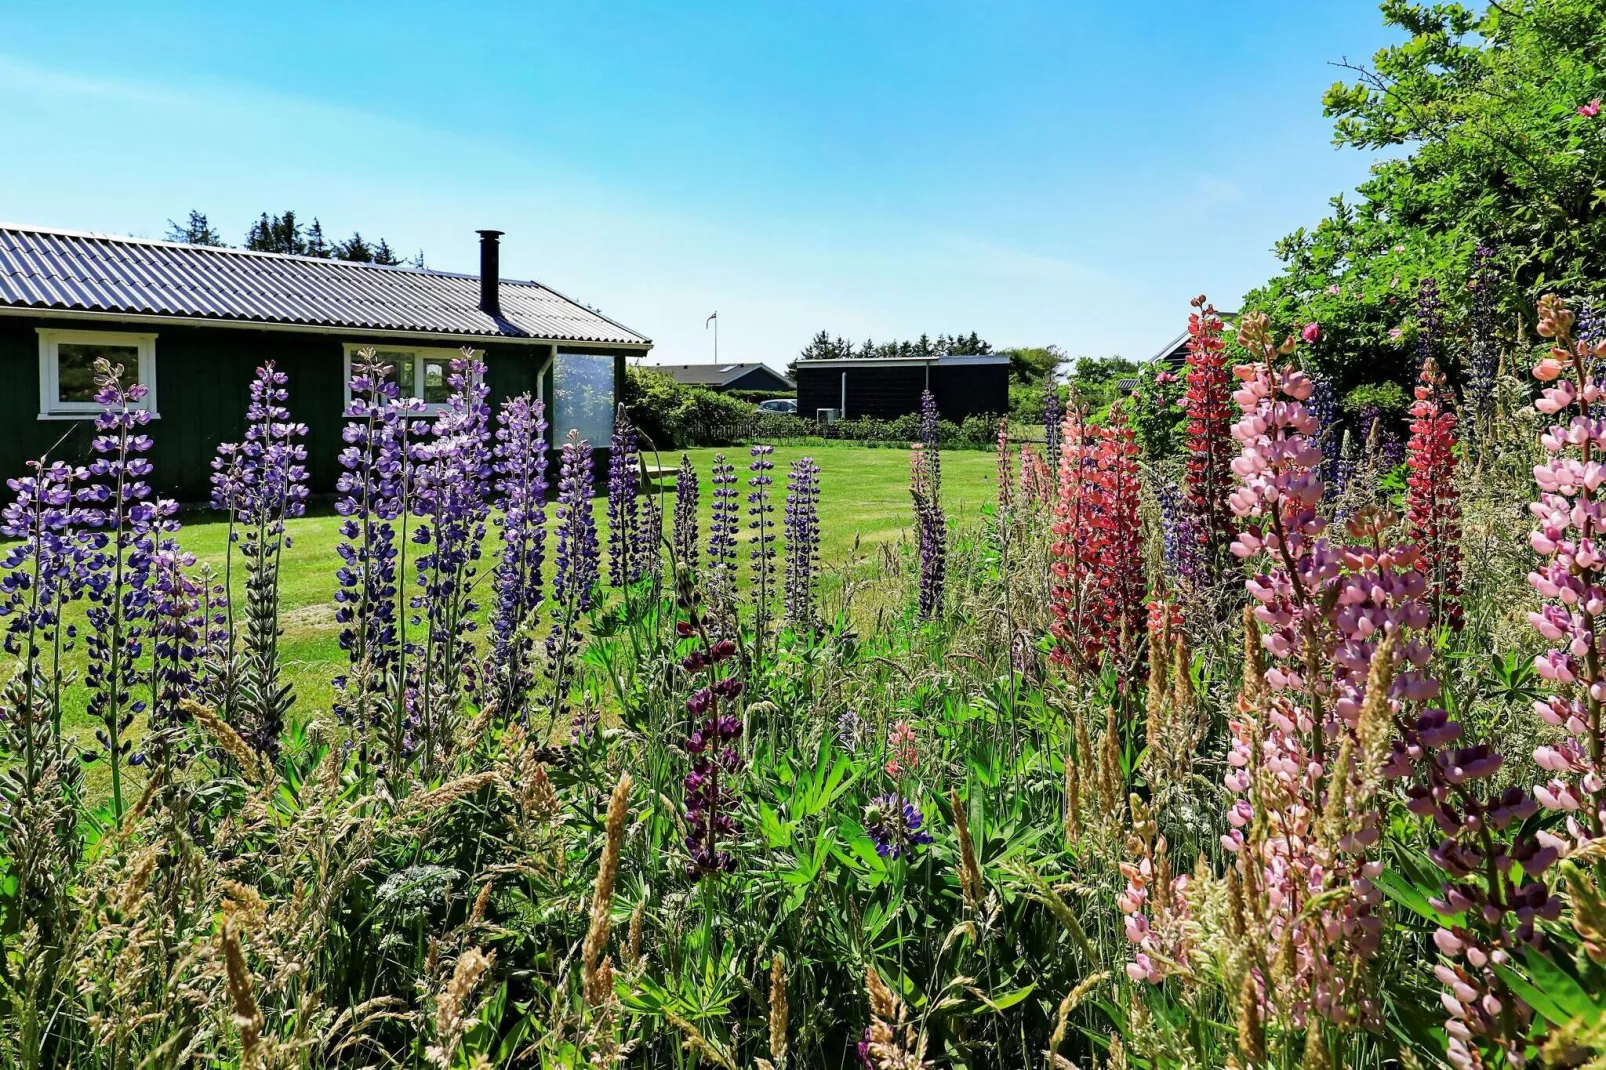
[0,224,650,346]
[794,354,1009,370]
[655,362,791,387]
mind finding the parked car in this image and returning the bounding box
[756,398,798,414]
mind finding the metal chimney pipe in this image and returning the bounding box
[476,229,504,317]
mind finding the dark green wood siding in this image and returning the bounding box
[0,316,638,502]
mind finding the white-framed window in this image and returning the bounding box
[343,344,483,413]
[37,329,158,419]
[552,351,616,446]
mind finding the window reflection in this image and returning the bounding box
[553,352,615,446]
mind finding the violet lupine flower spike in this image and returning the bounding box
[487,393,549,720]
[80,358,177,818]
[0,457,91,789]
[910,439,946,622]
[409,352,492,771]
[672,453,700,576]
[1464,244,1500,444]
[783,457,821,633]
[219,363,310,763]
[332,350,415,767]
[706,454,740,635]
[864,793,933,859]
[919,389,942,498]
[747,444,777,664]
[546,430,599,735]
[1416,276,1443,374]
[607,404,642,588]
[675,571,745,878]
[1528,295,1606,845]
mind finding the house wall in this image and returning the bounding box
[795,362,1007,421]
[727,366,793,393]
[0,315,636,502]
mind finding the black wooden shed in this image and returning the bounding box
[793,354,1010,422]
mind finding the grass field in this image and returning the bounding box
[35,443,999,792]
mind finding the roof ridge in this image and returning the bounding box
[0,221,553,288]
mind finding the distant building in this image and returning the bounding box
[794,354,1010,422]
[656,362,793,393]
[1121,310,1239,394]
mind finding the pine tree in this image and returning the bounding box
[304,219,331,258]
[165,210,227,247]
[335,233,375,263]
[244,211,305,255]
[372,239,401,266]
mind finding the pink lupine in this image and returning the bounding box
[1220,312,1433,1027]
[1525,294,1606,845]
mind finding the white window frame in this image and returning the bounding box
[343,344,484,414]
[37,328,159,419]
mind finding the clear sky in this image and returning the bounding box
[0,1,1394,373]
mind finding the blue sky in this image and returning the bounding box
[0,1,1394,372]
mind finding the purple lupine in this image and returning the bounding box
[747,444,777,661]
[545,431,599,731]
[1156,479,1198,588]
[910,442,946,622]
[144,544,202,764]
[1464,244,1499,440]
[487,393,549,719]
[409,353,492,768]
[1360,404,1405,469]
[863,793,933,859]
[1,459,92,780]
[79,358,176,817]
[332,352,423,756]
[671,453,700,575]
[783,457,821,631]
[706,454,740,630]
[676,572,745,877]
[212,363,309,761]
[1416,276,1443,373]
[607,404,642,588]
[919,390,942,497]
[1304,375,1342,499]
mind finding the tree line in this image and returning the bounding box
[165,209,423,268]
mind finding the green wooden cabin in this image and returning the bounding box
[0,226,651,501]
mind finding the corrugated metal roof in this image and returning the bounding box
[794,354,1009,369]
[0,225,650,346]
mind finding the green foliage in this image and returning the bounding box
[1343,379,1410,414]
[1129,361,1186,460]
[1244,0,1606,396]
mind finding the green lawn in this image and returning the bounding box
[27,444,998,792]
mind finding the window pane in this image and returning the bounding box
[422,356,451,405]
[553,352,615,446]
[57,342,141,403]
[374,350,417,398]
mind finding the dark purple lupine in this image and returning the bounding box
[919,390,941,497]
[910,442,946,622]
[1156,479,1198,588]
[863,793,933,859]
[783,457,821,632]
[487,393,549,719]
[143,543,203,764]
[675,571,745,878]
[607,404,642,588]
[1464,244,1499,440]
[672,453,700,575]
[1304,374,1342,499]
[212,363,310,761]
[706,454,740,629]
[1416,276,1443,373]
[545,430,599,731]
[1360,404,1405,469]
[1,459,92,781]
[332,351,423,753]
[80,359,176,818]
[409,353,492,768]
[747,444,777,661]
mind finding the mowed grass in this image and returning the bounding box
[21,444,997,797]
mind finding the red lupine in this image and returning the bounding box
[1404,358,1464,631]
[1181,296,1235,576]
[1050,403,1145,675]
